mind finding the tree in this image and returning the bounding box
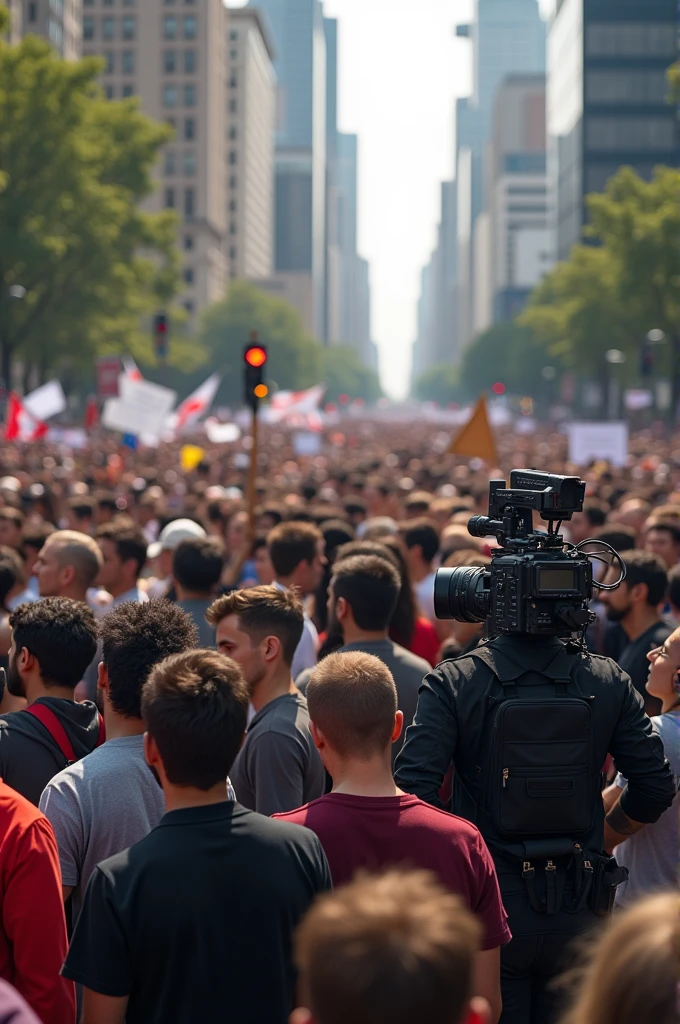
[458,322,557,399]
[0,28,179,387]
[197,281,321,405]
[320,346,382,404]
[413,364,462,406]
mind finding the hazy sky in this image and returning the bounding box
[230,0,554,397]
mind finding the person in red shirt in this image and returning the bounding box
[0,779,75,1024]
[275,651,510,1024]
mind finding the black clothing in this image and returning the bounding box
[395,635,675,1024]
[63,801,332,1024]
[0,698,101,805]
[616,620,672,717]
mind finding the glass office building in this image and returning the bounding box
[549,0,680,260]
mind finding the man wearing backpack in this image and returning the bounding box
[0,599,101,805]
[396,630,675,1024]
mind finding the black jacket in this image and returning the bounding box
[0,697,101,806]
[394,635,675,860]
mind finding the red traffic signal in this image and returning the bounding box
[492,382,506,395]
[244,346,267,368]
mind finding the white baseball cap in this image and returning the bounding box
[147,518,207,560]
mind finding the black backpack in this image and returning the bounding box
[469,642,596,843]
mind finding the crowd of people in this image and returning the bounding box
[0,421,676,1023]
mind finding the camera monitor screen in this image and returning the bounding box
[538,567,577,591]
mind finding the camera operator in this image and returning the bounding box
[395,471,675,1024]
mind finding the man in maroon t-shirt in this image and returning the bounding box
[274,651,510,1024]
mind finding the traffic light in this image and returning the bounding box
[153,313,169,360]
[244,338,268,410]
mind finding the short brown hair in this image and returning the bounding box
[96,520,148,576]
[295,869,482,1024]
[306,651,397,758]
[268,521,322,579]
[142,649,249,790]
[0,507,24,528]
[207,585,304,667]
[44,530,103,589]
[331,554,400,632]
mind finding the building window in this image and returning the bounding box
[103,0,113,5]
[122,16,135,39]
[229,247,237,260]
[183,267,194,285]
[183,15,196,39]
[164,151,177,175]
[102,16,114,38]
[163,50,177,73]
[184,188,195,218]
[28,2,37,22]
[230,49,238,61]
[165,187,175,209]
[184,235,194,250]
[229,199,237,212]
[229,99,237,113]
[83,0,94,6]
[163,16,177,40]
[230,30,238,41]
[229,175,237,188]
[104,84,114,99]
[122,84,134,98]
[184,300,194,314]
[586,22,676,58]
[164,0,175,4]
[183,152,196,176]
[228,150,237,165]
[183,49,196,73]
[229,74,237,88]
[229,125,237,140]
[83,15,95,38]
[104,51,115,73]
[229,222,236,235]
[585,116,675,152]
[122,50,135,74]
[585,70,668,106]
[183,84,196,106]
[163,85,178,107]
[122,0,135,6]
[184,117,195,140]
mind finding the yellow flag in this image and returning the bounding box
[448,396,498,463]
[180,445,206,473]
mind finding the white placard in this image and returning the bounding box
[204,419,241,444]
[624,389,653,411]
[567,421,629,468]
[103,378,176,439]
[293,432,322,456]
[24,381,67,421]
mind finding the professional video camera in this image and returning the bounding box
[434,470,625,636]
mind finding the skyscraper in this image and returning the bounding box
[548,0,680,261]
[22,0,81,58]
[454,0,545,357]
[254,0,327,340]
[82,0,229,321]
[227,8,276,282]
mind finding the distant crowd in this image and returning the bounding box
[0,423,676,1023]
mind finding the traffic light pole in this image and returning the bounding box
[246,400,259,542]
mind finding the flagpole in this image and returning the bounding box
[246,403,259,543]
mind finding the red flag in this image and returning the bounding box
[85,396,99,430]
[5,393,48,443]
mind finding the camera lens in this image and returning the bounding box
[434,567,490,622]
[468,516,492,538]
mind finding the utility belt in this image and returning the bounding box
[490,838,628,917]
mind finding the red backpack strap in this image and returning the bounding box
[96,713,106,747]
[24,704,76,765]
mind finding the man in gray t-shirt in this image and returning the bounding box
[296,554,431,760]
[39,601,205,921]
[209,586,325,816]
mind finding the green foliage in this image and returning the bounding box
[0,31,180,385]
[413,364,462,405]
[197,281,321,405]
[320,346,382,404]
[459,322,557,398]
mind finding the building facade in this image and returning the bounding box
[549,0,680,261]
[82,0,229,320]
[5,0,22,44]
[23,0,81,58]
[227,8,276,282]
[255,0,327,340]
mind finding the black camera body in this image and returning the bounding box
[435,470,595,637]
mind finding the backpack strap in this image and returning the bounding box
[23,704,105,766]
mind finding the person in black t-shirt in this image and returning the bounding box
[63,649,331,1024]
[600,551,671,716]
